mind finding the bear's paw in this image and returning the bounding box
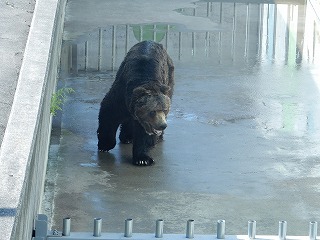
[133,154,155,166]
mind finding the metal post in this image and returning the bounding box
[124,218,133,237]
[178,32,182,60]
[34,214,48,238]
[84,41,88,71]
[139,25,143,42]
[248,220,256,239]
[155,219,164,238]
[165,25,170,49]
[217,220,226,239]
[112,25,116,71]
[125,25,129,54]
[153,24,157,42]
[186,219,195,239]
[93,218,102,237]
[278,220,287,240]
[62,217,71,236]
[98,28,102,71]
[309,221,318,240]
[71,44,78,74]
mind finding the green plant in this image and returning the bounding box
[50,87,74,116]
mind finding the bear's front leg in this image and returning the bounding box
[132,121,155,166]
[119,119,133,144]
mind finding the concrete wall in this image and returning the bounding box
[0,0,66,239]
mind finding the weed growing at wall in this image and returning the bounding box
[50,88,74,116]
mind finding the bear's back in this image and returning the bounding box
[118,41,171,86]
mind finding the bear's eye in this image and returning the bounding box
[149,111,156,118]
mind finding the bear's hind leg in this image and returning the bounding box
[97,121,119,151]
[119,119,133,144]
[97,107,121,152]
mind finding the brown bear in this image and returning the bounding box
[97,40,174,166]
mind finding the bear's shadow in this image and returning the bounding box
[97,142,135,166]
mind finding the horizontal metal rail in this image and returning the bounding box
[32,214,318,240]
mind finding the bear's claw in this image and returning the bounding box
[133,156,154,166]
[98,149,108,152]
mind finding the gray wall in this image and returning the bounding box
[0,0,66,239]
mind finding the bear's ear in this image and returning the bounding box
[160,85,171,95]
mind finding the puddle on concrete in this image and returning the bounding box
[44,0,320,236]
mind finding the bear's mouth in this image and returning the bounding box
[152,129,163,136]
[146,128,163,136]
[142,123,163,136]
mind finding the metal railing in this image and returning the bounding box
[33,214,318,240]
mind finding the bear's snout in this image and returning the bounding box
[153,111,167,130]
[157,122,167,131]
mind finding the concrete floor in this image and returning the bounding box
[43,0,320,236]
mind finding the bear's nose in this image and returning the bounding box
[158,123,167,130]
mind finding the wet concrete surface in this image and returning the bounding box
[43,0,320,236]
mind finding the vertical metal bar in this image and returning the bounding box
[284,5,290,65]
[124,218,133,237]
[139,25,143,42]
[192,5,196,56]
[244,3,250,59]
[62,217,71,236]
[153,24,157,42]
[178,32,182,60]
[309,221,318,240]
[192,32,196,56]
[272,4,277,60]
[165,25,170,49]
[186,219,194,239]
[84,41,88,71]
[257,3,263,60]
[155,219,164,238]
[217,220,225,239]
[125,25,129,54]
[219,2,223,23]
[312,21,316,63]
[93,218,102,237]
[98,28,102,71]
[231,2,236,61]
[218,31,222,64]
[278,220,287,240]
[248,220,256,239]
[71,44,78,74]
[112,25,116,71]
[205,32,210,57]
[68,44,72,73]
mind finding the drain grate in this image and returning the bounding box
[32,214,318,240]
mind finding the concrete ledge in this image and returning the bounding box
[0,0,66,239]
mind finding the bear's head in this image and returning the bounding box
[130,83,171,136]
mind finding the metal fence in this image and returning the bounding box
[59,1,319,74]
[33,214,318,240]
